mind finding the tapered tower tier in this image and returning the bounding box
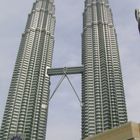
[0,0,128,140]
[81,0,127,139]
[0,0,55,139]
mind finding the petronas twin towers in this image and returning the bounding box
[0,0,127,140]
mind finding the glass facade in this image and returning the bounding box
[82,0,127,139]
[0,0,128,140]
[0,0,55,139]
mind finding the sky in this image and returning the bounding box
[0,0,140,140]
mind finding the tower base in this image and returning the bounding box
[84,122,140,140]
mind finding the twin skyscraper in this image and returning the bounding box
[0,0,128,140]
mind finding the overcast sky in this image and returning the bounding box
[0,0,140,140]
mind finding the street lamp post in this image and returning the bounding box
[135,9,140,33]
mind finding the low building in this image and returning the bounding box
[84,122,140,140]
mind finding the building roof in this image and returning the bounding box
[84,122,140,140]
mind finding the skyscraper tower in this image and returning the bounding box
[0,0,55,139]
[81,0,127,138]
[0,0,128,140]
[135,9,140,33]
